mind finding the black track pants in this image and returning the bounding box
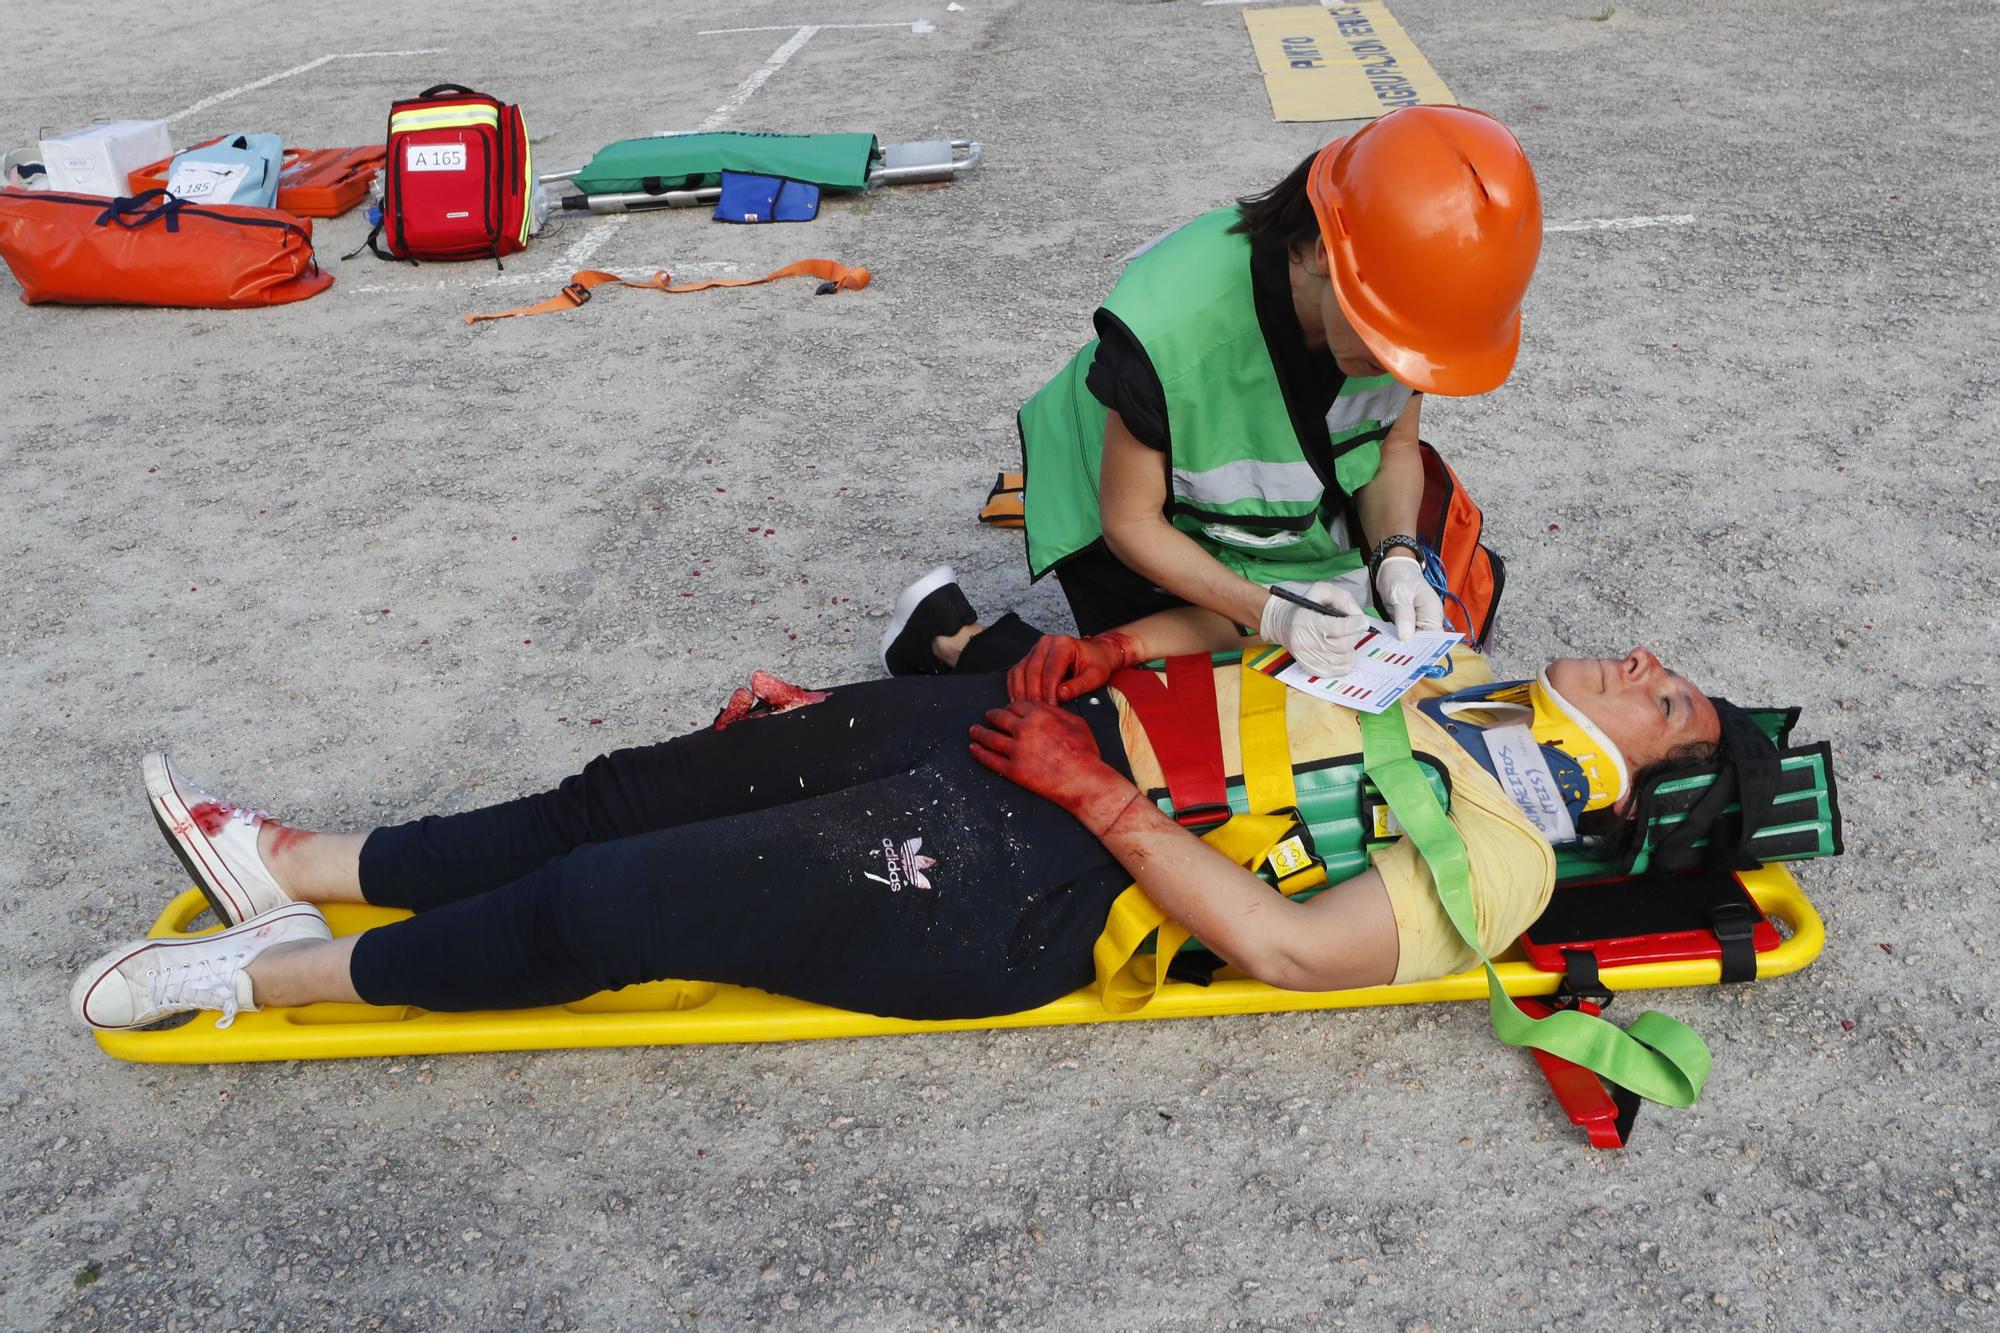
[349,672,1133,1020]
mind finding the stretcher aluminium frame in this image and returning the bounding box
[544,139,982,215]
[92,864,1823,1065]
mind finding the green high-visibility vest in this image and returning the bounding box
[1019,208,1413,583]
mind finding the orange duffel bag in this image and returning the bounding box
[0,189,333,308]
[1413,440,1507,649]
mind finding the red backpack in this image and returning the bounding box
[362,83,532,264]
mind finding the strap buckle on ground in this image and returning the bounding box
[561,281,593,308]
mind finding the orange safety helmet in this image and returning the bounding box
[1307,106,1542,396]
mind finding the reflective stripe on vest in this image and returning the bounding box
[1328,375,1414,438]
[1171,457,1325,507]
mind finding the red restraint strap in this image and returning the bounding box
[1515,997,1643,1149]
[1108,655,1228,823]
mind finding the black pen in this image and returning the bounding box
[1265,585,1354,618]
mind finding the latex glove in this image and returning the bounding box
[970,701,1136,835]
[1008,631,1140,705]
[1258,582,1367,678]
[1374,555,1445,640]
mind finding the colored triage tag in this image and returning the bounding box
[1481,723,1579,843]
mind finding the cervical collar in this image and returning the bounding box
[1418,671,1631,816]
[1524,668,1629,812]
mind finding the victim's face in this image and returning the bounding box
[1544,647,1721,772]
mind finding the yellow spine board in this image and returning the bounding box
[91,865,1824,1065]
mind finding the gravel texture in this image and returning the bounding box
[3,0,1996,1327]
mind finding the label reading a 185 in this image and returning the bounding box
[405,144,468,172]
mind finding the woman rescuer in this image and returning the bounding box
[1014,105,1541,679]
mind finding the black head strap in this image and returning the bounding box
[1651,697,1782,872]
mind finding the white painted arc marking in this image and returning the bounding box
[696,26,822,132]
[1546,214,1697,233]
[698,21,936,35]
[167,49,445,123]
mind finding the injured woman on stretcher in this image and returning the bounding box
[72,584,1785,1033]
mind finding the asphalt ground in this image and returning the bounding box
[3,0,1997,1327]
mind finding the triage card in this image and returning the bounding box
[1244,618,1462,713]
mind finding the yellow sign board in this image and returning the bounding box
[1244,3,1457,123]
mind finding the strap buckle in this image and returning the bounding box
[1709,898,1759,984]
[1254,805,1324,894]
[1171,801,1234,833]
[561,281,593,308]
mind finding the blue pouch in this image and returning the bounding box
[165,133,285,208]
[713,171,821,223]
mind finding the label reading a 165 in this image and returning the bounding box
[406,144,468,172]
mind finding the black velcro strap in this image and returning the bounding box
[1710,900,1758,984]
[1165,947,1225,988]
[1609,1083,1643,1147]
[1559,948,1609,1005]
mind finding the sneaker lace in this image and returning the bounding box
[146,952,248,1029]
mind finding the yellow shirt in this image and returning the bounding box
[1111,652,1556,984]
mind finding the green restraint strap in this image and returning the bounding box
[1356,708,1713,1108]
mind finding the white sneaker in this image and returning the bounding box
[71,901,331,1030]
[143,753,293,926]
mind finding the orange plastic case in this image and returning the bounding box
[0,190,333,308]
[127,143,384,217]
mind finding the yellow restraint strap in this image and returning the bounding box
[1092,661,1307,1013]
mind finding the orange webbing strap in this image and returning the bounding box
[463,259,871,325]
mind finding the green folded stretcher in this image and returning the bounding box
[546,131,982,214]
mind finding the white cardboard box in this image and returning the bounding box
[39,119,171,196]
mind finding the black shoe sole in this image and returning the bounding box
[149,799,237,926]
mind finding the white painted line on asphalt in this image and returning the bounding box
[1546,213,1697,233]
[698,21,937,35]
[663,21,936,136]
[167,49,445,123]
[696,25,823,132]
[537,215,627,280]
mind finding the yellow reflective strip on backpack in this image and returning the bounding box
[391,107,501,133]
[515,133,534,245]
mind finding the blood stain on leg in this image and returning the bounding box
[265,822,315,857]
